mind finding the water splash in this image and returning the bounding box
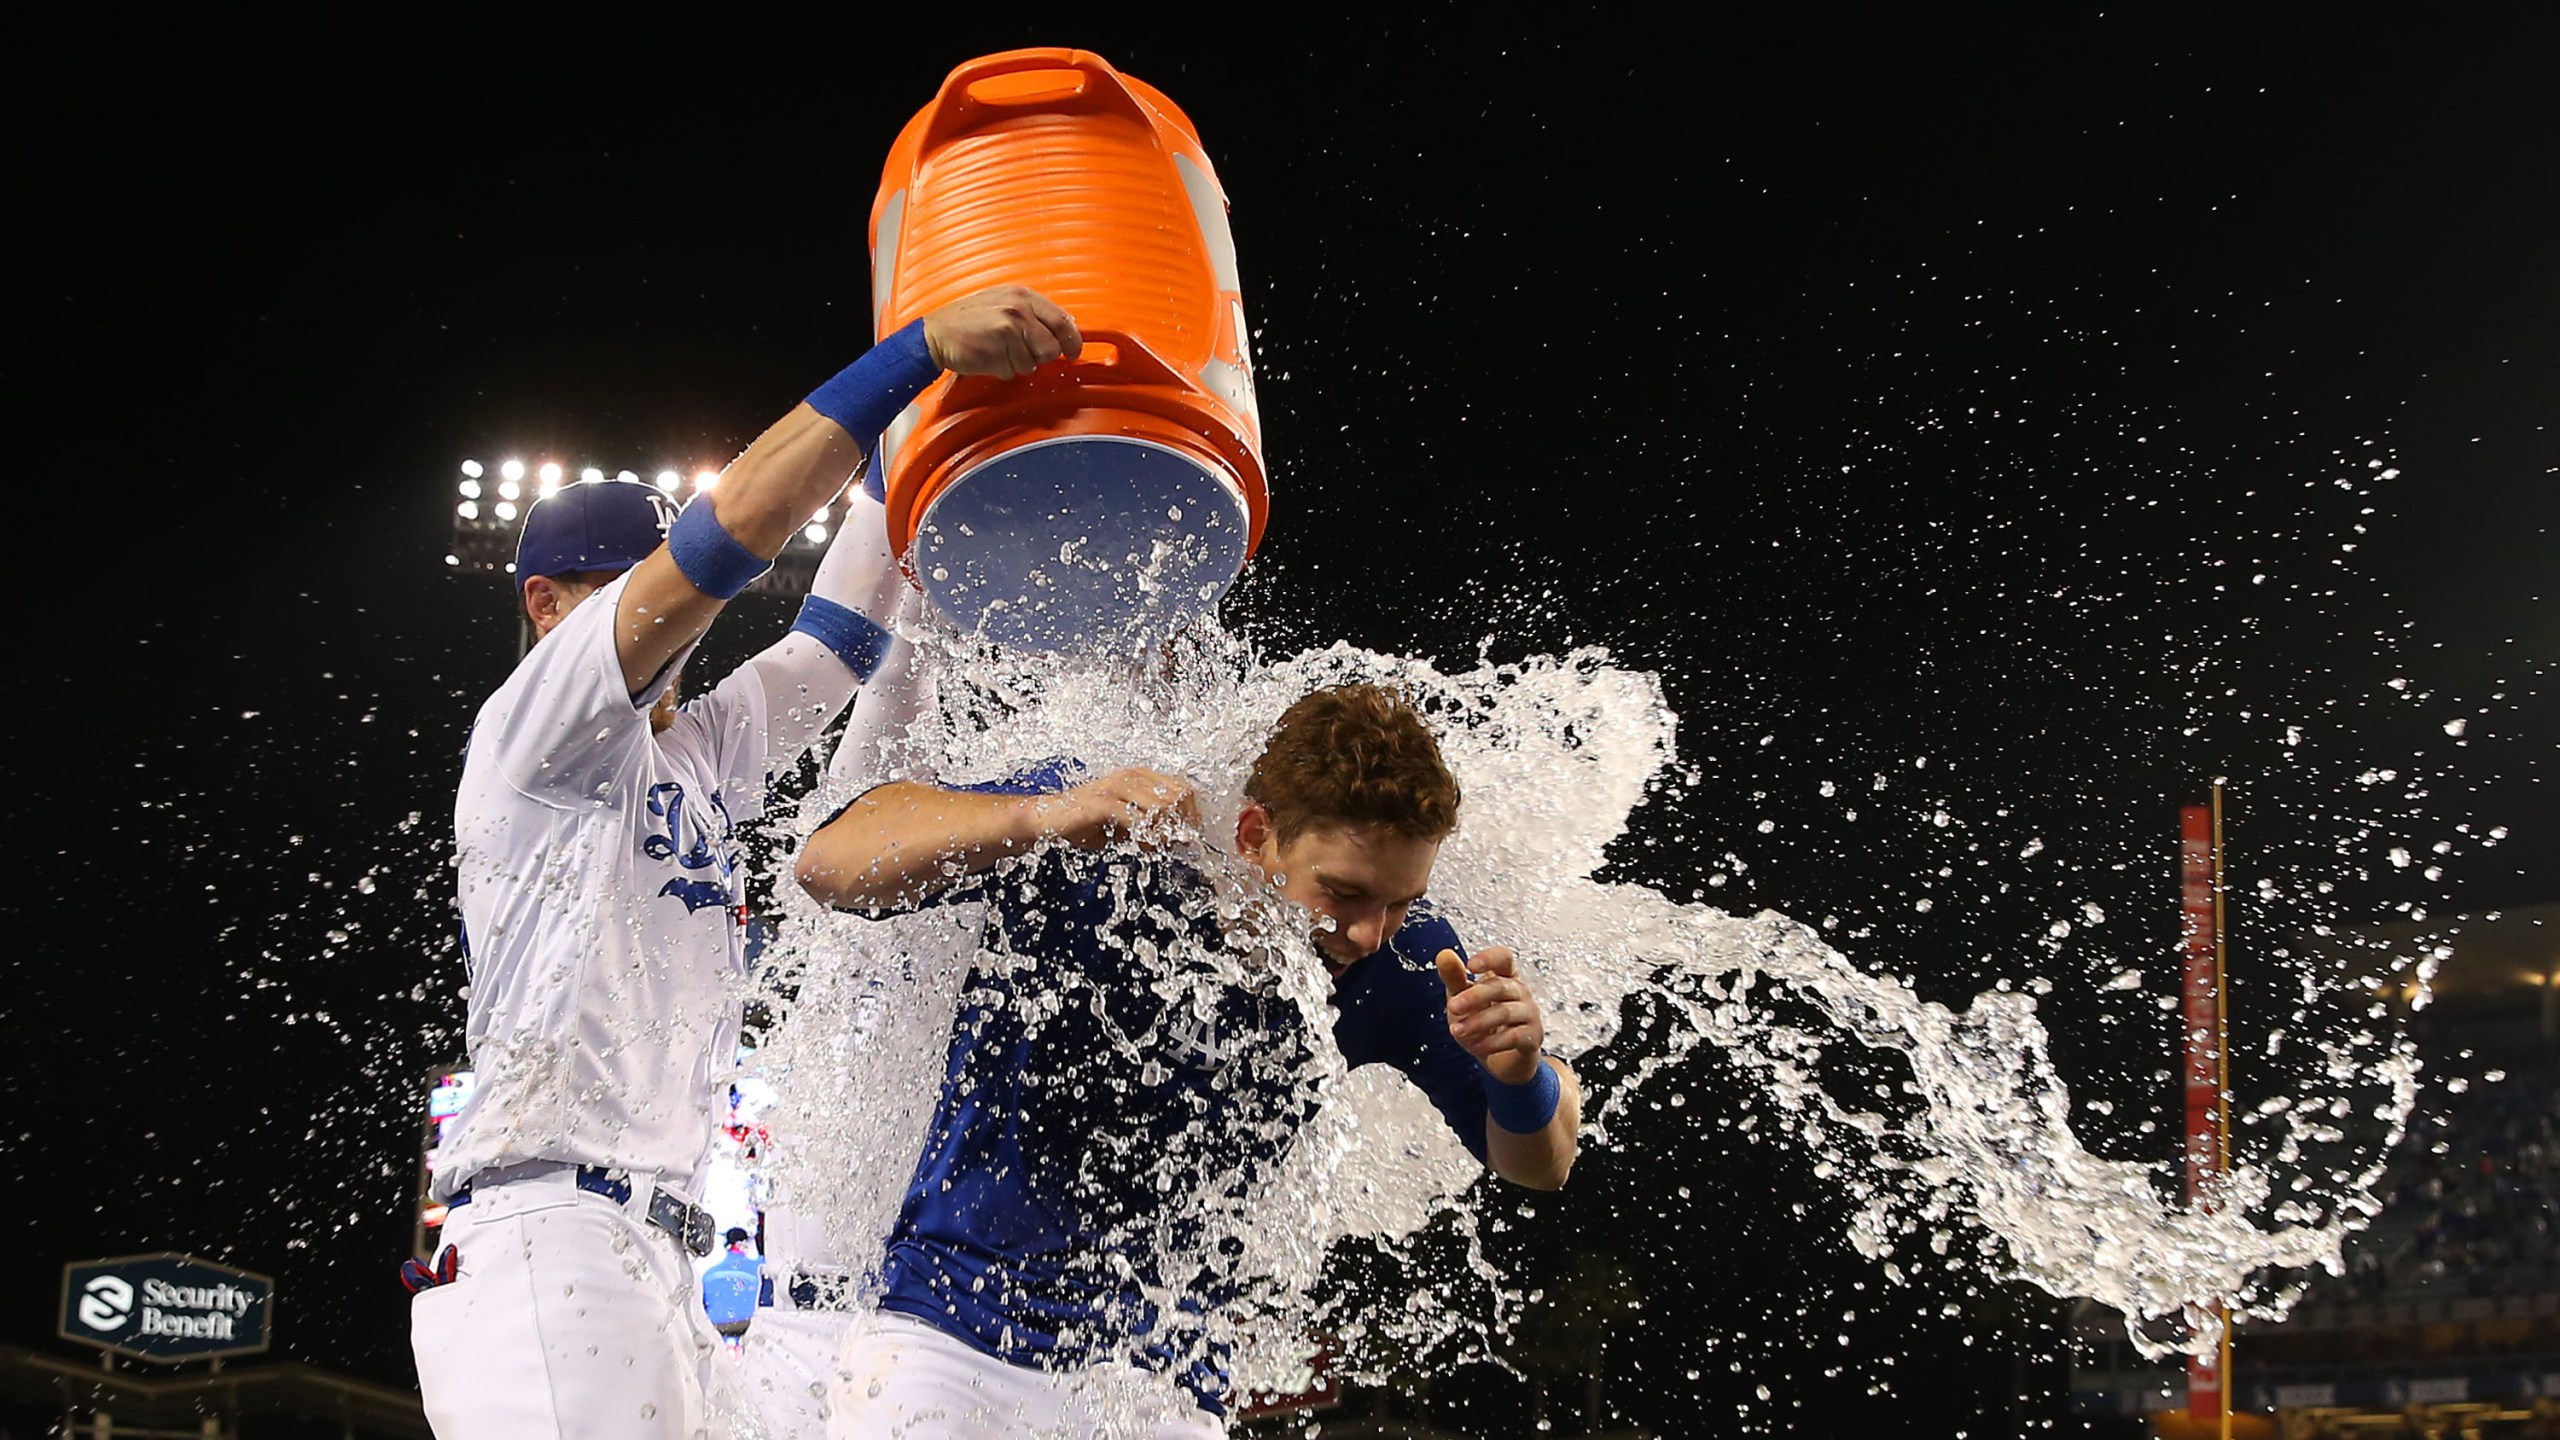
[745,616,2418,1421]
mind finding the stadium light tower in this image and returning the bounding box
[444,457,826,656]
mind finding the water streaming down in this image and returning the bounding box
[740,610,2421,1423]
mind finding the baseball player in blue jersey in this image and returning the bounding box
[796,683,1583,1438]
[409,284,1082,1440]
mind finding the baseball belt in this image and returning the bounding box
[447,1163,718,1257]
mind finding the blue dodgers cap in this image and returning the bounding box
[513,478,680,588]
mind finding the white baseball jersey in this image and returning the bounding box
[433,570,771,1200]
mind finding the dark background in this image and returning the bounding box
[7,9,2555,1435]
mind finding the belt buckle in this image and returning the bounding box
[646,1188,715,1257]
[788,1274,851,1311]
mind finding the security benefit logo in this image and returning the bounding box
[60,1254,274,1362]
[76,1274,133,1331]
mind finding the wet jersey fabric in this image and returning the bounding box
[436,570,768,1200]
[862,761,1490,1414]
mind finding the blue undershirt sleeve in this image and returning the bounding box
[1382,915,1494,1164]
[790,595,893,683]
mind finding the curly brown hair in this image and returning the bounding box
[1243,683,1461,842]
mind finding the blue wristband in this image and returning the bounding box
[791,595,893,683]
[1483,1058,1561,1134]
[668,497,771,600]
[806,319,940,463]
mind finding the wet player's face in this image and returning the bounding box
[1239,809,1441,969]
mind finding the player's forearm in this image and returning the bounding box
[804,488,908,623]
[608,410,872,697]
[748,494,914,775]
[1485,1057,1582,1191]
[823,621,932,790]
[704,406,871,556]
[794,782,1046,909]
[707,316,947,560]
[742,633,862,777]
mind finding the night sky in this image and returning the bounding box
[10,11,2556,1436]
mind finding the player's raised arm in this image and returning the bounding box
[812,595,935,790]
[727,490,920,781]
[610,285,1081,696]
[795,768,1197,910]
[1438,946,1582,1190]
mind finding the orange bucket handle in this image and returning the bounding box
[937,328,1187,411]
[1057,328,1183,386]
[921,49,1153,153]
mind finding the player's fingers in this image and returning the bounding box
[1468,1020,1545,1062]
[1127,772,1191,813]
[1020,317,1064,368]
[1002,331,1039,380]
[1451,994,1534,1032]
[1449,976,1528,1015]
[1467,999,1541,1035]
[1468,946,1517,978]
[1018,289,1082,360]
[1434,949,1471,997]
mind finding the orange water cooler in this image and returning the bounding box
[869,48,1267,653]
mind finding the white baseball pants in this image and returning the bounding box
[737,1300,854,1440]
[410,1171,746,1440]
[826,1311,1223,1440]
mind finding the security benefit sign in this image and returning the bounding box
[60,1253,274,1362]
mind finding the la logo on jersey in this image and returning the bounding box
[645,780,739,915]
[1165,1007,1234,1070]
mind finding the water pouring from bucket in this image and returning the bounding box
[868,49,1268,654]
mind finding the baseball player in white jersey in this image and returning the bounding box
[408,284,1083,1440]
